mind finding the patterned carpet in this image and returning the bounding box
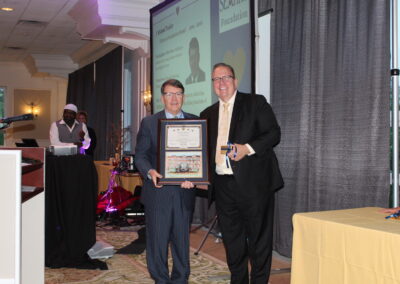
[45,227,230,284]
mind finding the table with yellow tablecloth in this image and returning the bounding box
[291,207,400,284]
[94,161,142,194]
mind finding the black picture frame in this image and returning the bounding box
[158,119,209,185]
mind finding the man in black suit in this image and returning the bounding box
[135,79,197,284]
[200,63,284,284]
[185,37,205,84]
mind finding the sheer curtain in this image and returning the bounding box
[265,0,390,257]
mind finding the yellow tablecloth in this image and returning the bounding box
[94,161,142,194]
[291,207,400,284]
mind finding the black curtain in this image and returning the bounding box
[45,155,99,268]
[269,0,390,257]
[65,48,122,160]
[66,63,95,111]
[92,47,122,160]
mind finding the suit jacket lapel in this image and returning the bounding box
[182,111,192,119]
[158,111,166,119]
[229,92,243,142]
[209,102,220,160]
[153,111,166,144]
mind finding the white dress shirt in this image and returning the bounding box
[49,119,91,149]
[215,91,255,175]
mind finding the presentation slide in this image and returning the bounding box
[151,0,253,115]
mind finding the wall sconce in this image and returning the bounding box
[25,102,40,117]
[142,88,152,112]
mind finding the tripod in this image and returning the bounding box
[191,188,222,254]
[191,214,221,255]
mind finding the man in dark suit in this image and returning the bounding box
[185,37,206,84]
[135,79,197,284]
[200,63,284,284]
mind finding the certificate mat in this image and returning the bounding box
[158,119,209,185]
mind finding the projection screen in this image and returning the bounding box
[150,0,255,115]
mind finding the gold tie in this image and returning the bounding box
[216,103,230,165]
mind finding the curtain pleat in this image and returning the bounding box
[65,48,122,161]
[66,63,95,111]
[270,0,390,257]
[92,47,123,161]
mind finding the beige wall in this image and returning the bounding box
[0,62,67,147]
[13,89,51,140]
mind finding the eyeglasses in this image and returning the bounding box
[211,75,234,83]
[162,92,184,98]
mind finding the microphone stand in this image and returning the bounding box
[0,114,34,130]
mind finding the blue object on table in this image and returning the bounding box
[385,210,400,219]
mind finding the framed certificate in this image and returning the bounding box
[158,119,209,185]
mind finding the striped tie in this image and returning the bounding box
[215,103,230,165]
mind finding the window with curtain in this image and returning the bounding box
[122,47,149,155]
[123,48,133,154]
[66,46,148,160]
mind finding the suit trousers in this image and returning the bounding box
[144,188,194,284]
[214,175,275,284]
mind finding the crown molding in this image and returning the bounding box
[70,40,119,67]
[103,36,149,55]
[69,0,160,52]
[23,54,79,78]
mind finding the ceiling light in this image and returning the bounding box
[1,7,14,11]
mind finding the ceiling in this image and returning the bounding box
[0,0,87,62]
[0,0,159,77]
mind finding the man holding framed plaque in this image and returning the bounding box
[200,63,284,284]
[135,79,197,284]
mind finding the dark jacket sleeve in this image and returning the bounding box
[134,117,154,178]
[247,95,281,156]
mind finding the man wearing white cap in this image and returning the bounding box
[49,103,91,150]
